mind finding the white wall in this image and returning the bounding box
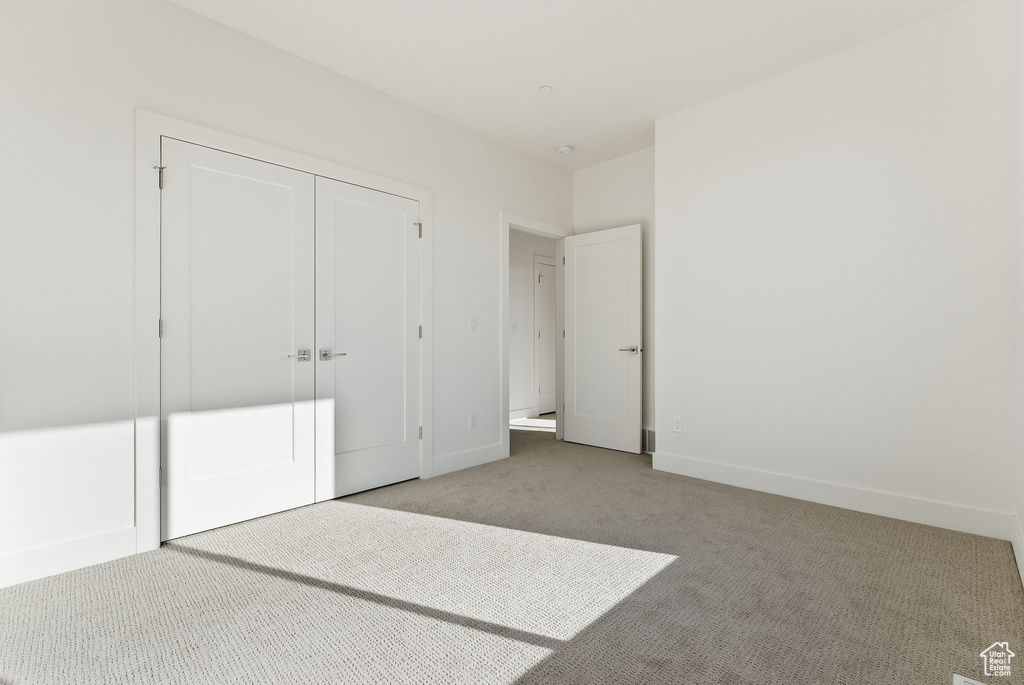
[508,230,557,418]
[574,147,656,430]
[0,0,571,585]
[654,0,1018,538]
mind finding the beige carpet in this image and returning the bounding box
[1,430,1022,684]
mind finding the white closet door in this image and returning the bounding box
[160,139,315,540]
[563,225,643,453]
[535,259,557,415]
[315,176,421,500]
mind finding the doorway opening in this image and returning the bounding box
[500,212,643,457]
[562,225,643,453]
[509,228,558,436]
[500,212,570,457]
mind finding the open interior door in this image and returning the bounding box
[562,225,642,453]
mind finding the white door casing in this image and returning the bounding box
[160,138,316,540]
[562,225,643,453]
[535,258,557,415]
[315,176,422,500]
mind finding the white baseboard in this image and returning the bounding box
[509,408,534,421]
[0,526,137,589]
[432,443,505,477]
[1009,514,1024,590]
[653,451,1010,540]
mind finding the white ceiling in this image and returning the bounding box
[169,0,972,170]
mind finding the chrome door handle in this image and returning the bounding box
[619,346,639,354]
[288,349,311,362]
[320,349,347,361]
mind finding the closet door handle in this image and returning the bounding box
[619,346,639,354]
[320,349,347,361]
[287,349,311,362]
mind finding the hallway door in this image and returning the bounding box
[562,225,642,453]
[535,258,557,415]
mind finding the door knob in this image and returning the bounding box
[618,346,639,354]
[288,349,311,362]
[320,349,347,361]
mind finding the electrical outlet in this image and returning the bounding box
[468,412,477,429]
[672,416,682,432]
[469,315,478,332]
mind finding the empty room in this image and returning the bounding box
[1,1,1023,683]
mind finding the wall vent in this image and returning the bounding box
[643,428,655,455]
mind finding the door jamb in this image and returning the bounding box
[134,110,434,553]
[500,212,571,458]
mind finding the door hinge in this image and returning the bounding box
[158,319,164,338]
[154,165,165,190]
[538,331,541,339]
[159,467,164,486]
[563,256,565,265]
[414,222,422,238]
[418,325,423,339]
[563,329,565,338]
[538,274,541,283]
[418,426,423,439]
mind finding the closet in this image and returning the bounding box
[159,138,422,540]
